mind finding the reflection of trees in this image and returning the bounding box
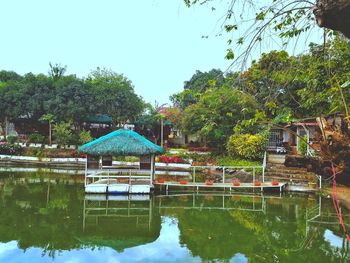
[1,171,350,262]
[169,195,350,262]
[0,172,160,255]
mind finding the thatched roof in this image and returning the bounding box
[78,129,164,156]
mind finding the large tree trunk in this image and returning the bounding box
[314,0,350,38]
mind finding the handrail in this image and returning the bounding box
[190,165,262,169]
[190,165,263,184]
[262,151,267,182]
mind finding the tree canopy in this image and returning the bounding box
[0,66,145,137]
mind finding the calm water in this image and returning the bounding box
[0,170,349,263]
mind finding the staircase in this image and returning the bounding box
[265,154,319,191]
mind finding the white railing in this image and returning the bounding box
[262,151,267,183]
[86,169,152,186]
[190,165,262,184]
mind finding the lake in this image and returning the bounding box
[0,170,349,263]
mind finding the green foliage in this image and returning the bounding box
[39,113,55,124]
[79,130,92,144]
[182,85,258,149]
[298,134,308,156]
[0,68,144,134]
[216,156,261,167]
[170,69,225,110]
[6,136,18,144]
[31,148,45,158]
[28,133,46,144]
[87,67,144,126]
[183,1,315,63]
[53,121,72,146]
[0,143,23,155]
[227,132,267,160]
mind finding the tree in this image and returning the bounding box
[0,73,25,139]
[45,75,94,128]
[88,68,145,127]
[39,113,55,145]
[171,69,224,110]
[52,121,72,146]
[49,62,67,81]
[182,85,258,149]
[184,0,350,68]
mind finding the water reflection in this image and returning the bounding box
[0,171,349,262]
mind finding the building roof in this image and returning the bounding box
[78,129,164,156]
[84,114,112,124]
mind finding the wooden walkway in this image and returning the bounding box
[154,181,287,192]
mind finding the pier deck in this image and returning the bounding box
[154,181,287,192]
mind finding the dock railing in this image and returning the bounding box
[262,151,267,183]
[86,168,152,186]
[190,165,263,184]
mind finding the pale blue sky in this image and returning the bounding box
[0,0,322,104]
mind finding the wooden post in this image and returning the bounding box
[193,167,196,183]
[223,167,225,184]
[85,156,88,187]
[4,116,8,140]
[160,118,164,148]
[150,154,155,184]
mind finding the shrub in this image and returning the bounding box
[67,133,80,146]
[227,132,267,160]
[69,149,86,158]
[0,143,23,155]
[158,155,185,163]
[298,134,308,156]
[53,121,72,146]
[28,133,46,144]
[216,156,261,167]
[79,130,93,144]
[7,136,18,144]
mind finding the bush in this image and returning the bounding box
[28,133,46,144]
[216,156,261,167]
[79,130,93,144]
[67,133,80,146]
[69,149,86,158]
[7,136,18,144]
[158,155,185,163]
[53,121,72,146]
[0,143,23,155]
[227,132,267,160]
[298,134,308,156]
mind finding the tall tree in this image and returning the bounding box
[171,69,224,110]
[88,68,144,127]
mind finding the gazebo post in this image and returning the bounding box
[150,154,155,184]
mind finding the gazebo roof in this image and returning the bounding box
[78,129,164,156]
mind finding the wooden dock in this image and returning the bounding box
[153,181,287,192]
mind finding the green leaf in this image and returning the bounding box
[341,80,350,88]
[224,24,238,32]
[225,49,234,60]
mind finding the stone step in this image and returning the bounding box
[264,176,311,185]
[264,172,317,180]
[267,168,314,175]
[267,163,306,169]
[267,159,285,164]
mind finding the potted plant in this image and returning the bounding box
[232,180,241,186]
[271,180,279,186]
[179,180,188,185]
[157,178,165,184]
[254,181,262,186]
[205,180,214,186]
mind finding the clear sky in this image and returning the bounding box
[0,0,323,104]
